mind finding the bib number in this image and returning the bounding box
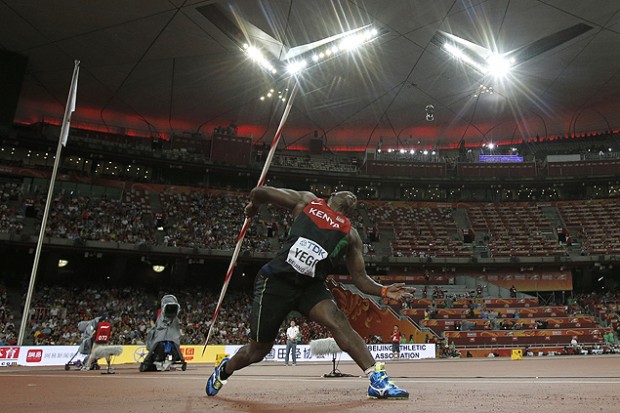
[286,237,328,277]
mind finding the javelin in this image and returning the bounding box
[202,81,299,354]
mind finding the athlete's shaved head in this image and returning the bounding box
[328,191,357,215]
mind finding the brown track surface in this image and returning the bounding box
[2,356,619,412]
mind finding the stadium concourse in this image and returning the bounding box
[0,356,619,413]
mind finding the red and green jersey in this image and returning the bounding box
[266,198,352,281]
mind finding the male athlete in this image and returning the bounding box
[206,186,412,399]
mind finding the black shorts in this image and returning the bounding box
[392,342,400,353]
[250,270,333,343]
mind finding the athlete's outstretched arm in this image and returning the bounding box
[346,227,413,301]
[244,186,316,217]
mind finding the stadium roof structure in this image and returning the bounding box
[2,0,620,150]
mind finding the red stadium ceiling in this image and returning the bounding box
[2,0,620,150]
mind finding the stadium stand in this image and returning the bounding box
[1,124,620,357]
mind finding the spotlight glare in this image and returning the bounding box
[286,59,307,74]
[342,27,379,51]
[245,45,277,74]
[486,53,513,78]
[246,46,262,60]
[340,34,364,51]
[246,25,382,77]
[444,43,490,75]
[444,43,465,59]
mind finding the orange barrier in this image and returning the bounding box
[482,298,540,308]
[328,280,428,343]
[407,297,540,309]
[422,316,598,332]
[474,306,568,318]
[444,327,610,346]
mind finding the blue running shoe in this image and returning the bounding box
[206,357,229,396]
[367,362,409,400]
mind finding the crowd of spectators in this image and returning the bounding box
[0,286,17,345]
[29,286,153,346]
[0,182,23,235]
[24,285,329,346]
[158,188,271,252]
[40,189,157,245]
[271,153,359,173]
[571,291,620,334]
[6,182,620,264]
[22,188,275,253]
[5,280,620,352]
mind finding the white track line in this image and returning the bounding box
[1,373,620,385]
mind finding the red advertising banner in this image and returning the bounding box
[0,346,20,366]
[329,281,428,343]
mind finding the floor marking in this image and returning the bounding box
[2,373,620,385]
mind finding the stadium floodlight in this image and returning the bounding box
[443,43,489,75]
[442,40,513,78]
[433,24,592,79]
[286,59,308,75]
[198,4,384,78]
[243,44,278,74]
[486,53,514,78]
[245,25,383,77]
[433,30,493,76]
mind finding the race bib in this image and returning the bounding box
[286,237,328,277]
